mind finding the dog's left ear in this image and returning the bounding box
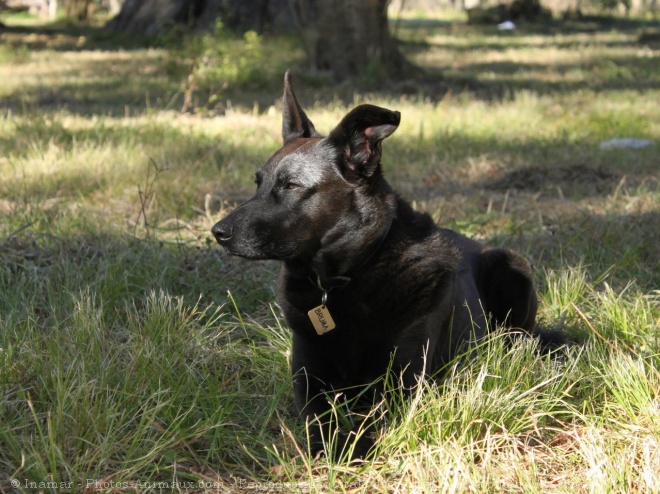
[282,70,320,144]
[328,104,401,179]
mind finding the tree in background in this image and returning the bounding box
[105,0,419,81]
[289,0,418,80]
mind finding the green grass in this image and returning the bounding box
[1,12,659,493]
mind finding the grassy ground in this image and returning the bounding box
[1,11,659,493]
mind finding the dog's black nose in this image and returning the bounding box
[212,222,234,244]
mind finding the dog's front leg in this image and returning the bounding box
[293,373,376,460]
[290,331,336,456]
[291,334,376,460]
[292,370,351,456]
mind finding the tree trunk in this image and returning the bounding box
[291,0,419,81]
[105,0,206,35]
[105,0,290,36]
[65,0,92,21]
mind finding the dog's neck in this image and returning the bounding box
[283,179,398,290]
[311,210,395,291]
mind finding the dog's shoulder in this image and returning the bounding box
[392,197,463,266]
[360,202,462,307]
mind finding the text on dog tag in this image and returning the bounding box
[308,305,336,335]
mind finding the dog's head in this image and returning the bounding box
[212,71,400,264]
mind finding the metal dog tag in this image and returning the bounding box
[308,304,336,335]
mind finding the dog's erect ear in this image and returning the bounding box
[282,71,319,144]
[328,104,400,179]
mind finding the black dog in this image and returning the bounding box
[212,72,542,458]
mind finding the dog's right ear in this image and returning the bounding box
[328,104,401,180]
[282,71,319,144]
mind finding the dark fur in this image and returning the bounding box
[213,72,545,458]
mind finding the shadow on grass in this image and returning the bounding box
[510,209,659,289]
[2,15,659,115]
[1,21,296,116]
[436,56,660,100]
[0,225,279,319]
[396,14,656,34]
[0,22,157,51]
[2,202,656,324]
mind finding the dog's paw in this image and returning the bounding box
[308,430,375,462]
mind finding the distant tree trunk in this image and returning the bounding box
[105,0,206,35]
[105,0,288,36]
[65,0,92,21]
[291,0,419,81]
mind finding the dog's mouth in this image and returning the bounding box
[221,247,270,261]
[215,234,281,261]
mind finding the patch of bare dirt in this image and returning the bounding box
[483,163,622,197]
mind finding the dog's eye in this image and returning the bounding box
[285,183,301,190]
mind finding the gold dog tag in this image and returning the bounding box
[308,305,336,335]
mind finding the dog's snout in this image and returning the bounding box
[212,221,234,244]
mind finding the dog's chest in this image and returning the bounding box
[282,267,438,335]
[287,282,416,346]
[317,319,394,385]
